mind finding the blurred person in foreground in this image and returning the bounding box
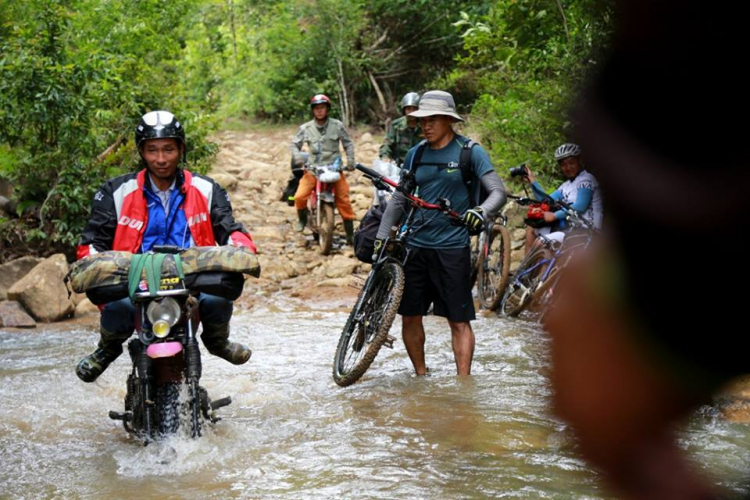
[545,1,749,499]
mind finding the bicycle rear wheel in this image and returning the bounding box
[333,262,404,387]
[500,247,551,317]
[477,224,511,310]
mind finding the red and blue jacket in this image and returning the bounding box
[77,168,256,259]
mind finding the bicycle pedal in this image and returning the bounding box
[383,335,396,349]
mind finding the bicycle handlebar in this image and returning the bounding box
[507,194,595,230]
[355,163,464,221]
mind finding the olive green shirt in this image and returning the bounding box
[290,118,355,166]
[379,116,423,165]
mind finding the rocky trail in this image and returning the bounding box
[202,124,382,309]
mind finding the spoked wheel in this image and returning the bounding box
[529,265,560,318]
[477,225,511,310]
[500,247,551,317]
[318,203,335,255]
[333,262,404,387]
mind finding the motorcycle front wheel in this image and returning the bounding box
[318,202,335,255]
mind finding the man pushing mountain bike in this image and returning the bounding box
[373,90,506,376]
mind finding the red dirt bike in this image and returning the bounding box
[304,157,343,255]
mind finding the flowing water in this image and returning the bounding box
[1,297,749,499]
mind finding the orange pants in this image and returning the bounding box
[294,171,355,220]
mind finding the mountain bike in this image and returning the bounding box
[332,163,465,387]
[472,216,511,310]
[499,196,596,318]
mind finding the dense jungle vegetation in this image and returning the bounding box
[0,0,614,258]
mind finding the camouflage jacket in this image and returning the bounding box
[379,116,423,165]
[290,118,355,166]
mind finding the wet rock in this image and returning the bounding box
[325,255,359,278]
[252,226,286,242]
[0,301,36,328]
[75,297,100,317]
[0,256,44,300]
[211,173,238,191]
[8,254,75,322]
[718,376,750,424]
[512,229,526,241]
[316,277,350,287]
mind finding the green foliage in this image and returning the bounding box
[441,0,614,186]
[0,0,614,258]
[0,0,218,256]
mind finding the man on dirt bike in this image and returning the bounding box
[374,90,506,376]
[75,110,257,383]
[521,143,603,253]
[290,94,356,244]
[379,92,423,165]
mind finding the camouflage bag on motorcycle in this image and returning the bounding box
[67,246,261,304]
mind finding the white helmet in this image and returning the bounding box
[555,143,581,161]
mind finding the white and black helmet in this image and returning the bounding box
[135,110,185,148]
[554,143,581,161]
[399,92,420,111]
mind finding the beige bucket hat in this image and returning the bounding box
[408,90,463,122]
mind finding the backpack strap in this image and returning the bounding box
[409,137,480,203]
[407,139,429,175]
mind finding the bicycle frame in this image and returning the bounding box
[355,163,463,269]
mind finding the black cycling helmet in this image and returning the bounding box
[310,94,332,109]
[554,143,581,161]
[135,110,185,149]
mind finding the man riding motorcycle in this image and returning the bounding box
[75,110,257,383]
[290,94,356,244]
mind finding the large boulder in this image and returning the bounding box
[0,301,37,328]
[325,255,359,279]
[8,254,75,322]
[0,256,44,300]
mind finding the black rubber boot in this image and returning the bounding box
[295,209,308,232]
[201,322,252,365]
[75,329,125,383]
[344,219,355,246]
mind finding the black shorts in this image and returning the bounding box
[398,246,475,322]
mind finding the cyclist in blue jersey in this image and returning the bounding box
[374,90,506,376]
[522,143,603,253]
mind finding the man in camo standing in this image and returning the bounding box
[379,92,423,165]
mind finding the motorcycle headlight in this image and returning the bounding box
[147,298,181,338]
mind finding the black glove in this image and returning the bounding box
[463,206,485,235]
[372,238,385,262]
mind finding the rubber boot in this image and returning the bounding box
[201,322,252,365]
[75,328,125,383]
[295,209,308,233]
[344,219,355,246]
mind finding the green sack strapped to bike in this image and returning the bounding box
[66,245,261,305]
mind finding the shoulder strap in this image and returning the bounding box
[408,139,429,174]
[459,139,477,185]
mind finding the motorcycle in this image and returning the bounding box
[105,246,238,444]
[304,156,343,255]
[369,159,401,208]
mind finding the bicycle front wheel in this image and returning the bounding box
[477,224,511,310]
[333,262,404,387]
[500,247,551,317]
